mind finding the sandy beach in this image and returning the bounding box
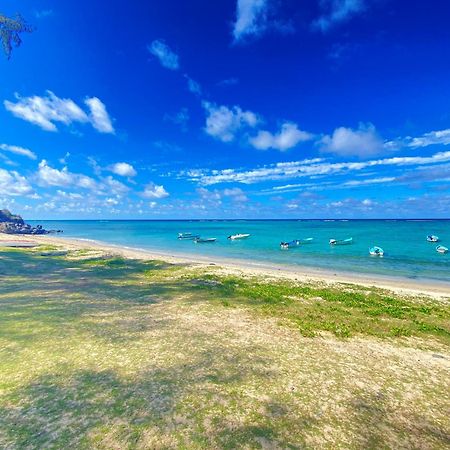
[1,232,449,300]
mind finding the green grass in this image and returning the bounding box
[0,247,449,449]
[189,274,450,341]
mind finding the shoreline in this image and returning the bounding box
[1,232,449,299]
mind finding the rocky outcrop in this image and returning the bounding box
[0,209,62,235]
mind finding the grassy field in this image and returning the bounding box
[0,245,449,449]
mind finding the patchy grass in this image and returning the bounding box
[0,248,449,449]
[190,274,450,341]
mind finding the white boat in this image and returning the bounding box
[228,233,250,240]
[178,232,199,240]
[329,237,353,245]
[436,245,448,254]
[369,246,384,256]
[427,235,440,242]
[194,237,216,243]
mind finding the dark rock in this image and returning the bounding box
[0,209,62,235]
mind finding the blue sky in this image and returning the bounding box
[1,0,450,219]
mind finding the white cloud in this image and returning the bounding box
[313,0,367,32]
[102,176,130,195]
[56,190,83,200]
[188,151,450,185]
[319,123,384,157]
[36,160,98,190]
[105,197,119,206]
[223,187,248,202]
[148,40,179,70]
[250,122,313,151]
[203,101,259,142]
[407,129,450,148]
[84,97,115,134]
[142,183,169,199]
[0,169,34,196]
[4,91,114,134]
[109,162,137,177]
[37,160,74,187]
[342,176,395,187]
[0,143,37,160]
[233,0,269,42]
[4,91,88,132]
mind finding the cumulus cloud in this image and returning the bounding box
[4,91,114,134]
[0,143,37,160]
[148,40,179,70]
[36,160,98,190]
[250,122,313,151]
[0,169,34,196]
[37,160,74,187]
[109,162,137,177]
[313,0,367,32]
[319,123,384,157]
[233,0,269,42]
[203,101,259,142]
[84,97,115,134]
[142,183,169,199]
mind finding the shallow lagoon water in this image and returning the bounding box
[31,220,450,282]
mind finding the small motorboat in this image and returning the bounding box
[329,238,353,245]
[194,237,217,243]
[369,246,384,256]
[178,232,199,240]
[228,233,250,240]
[436,245,448,254]
[427,235,440,242]
[280,240,300,249]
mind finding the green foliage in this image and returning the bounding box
[0,13,33,59]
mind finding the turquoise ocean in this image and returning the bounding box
[30,220,450,283]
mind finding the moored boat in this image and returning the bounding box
[369,246,384,256]
[194,237,217,243]
[436,245,448,254]
[178,232,199,240]
[280,240,300,249]
[228,233,250,240]
[427,235,440,242]
[329,237,353,245]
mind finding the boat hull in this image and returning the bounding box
[194,238,217,243]
[330,238,353,246]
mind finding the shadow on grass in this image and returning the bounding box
[0,350,306,448]
[349,391,450,449]
[0,250,199,344]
